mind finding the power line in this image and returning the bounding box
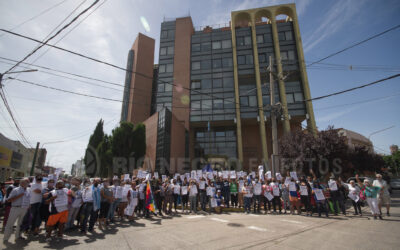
[305,73,400,102]
[2,0,100,75]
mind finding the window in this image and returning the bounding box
[240,96,249,106]
[192,43,201,52]
[192,61,200,70]
[168,30,175,38]
[237,37,244,46]
[224,98,235,109]
[294,93,303,102]
[258,53,266,63]
[286,93,294,103]
[223,77,234,88]
[256,35,263,44]
[249,96,257,107]
[212,41,221,50]
[159,64,166,73]
[222,57,233,68]
[161,30,168,39]
[216,131,225,137]
[167,46,174,55]
[281,51,288,60]
[192,101,201,110]
[222,39,231,49]
[263,33,272,42]
[160,47,167,56]
[166,64,173,73]
[278,32,285,41]
[201,79,212,89]
[244,36,252,45]
[288,50,295,60]
[245,54,253,65]
[285,31,293,40]
[237,55,246,65]
[213,78,222,88]
[201,42,211,51]
[196,132,204,138]
[165,83,172,92]
[201,60,211,70]
[212,59,222,69]
[213,99,223,109]
[262,95,270,105]
[191,81,201,89]
[158,84,165,92]
[202,99,212,110]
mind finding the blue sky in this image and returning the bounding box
[0,0,399,171]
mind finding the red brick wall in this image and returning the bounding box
[143,112,158,172]
[170,113,187,173]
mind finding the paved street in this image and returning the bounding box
[1,191,400,250]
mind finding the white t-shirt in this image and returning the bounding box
[373,180,389,196]
[189,185,198,196]
[30,183,43,204]
[51,188,68,213]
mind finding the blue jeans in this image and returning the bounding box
[30,202,41,231]
[80,202,98,232]
[107,198,120,220]
[244,197,252,213]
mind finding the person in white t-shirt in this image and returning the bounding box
[29,175,43,236]
[373,174,391,216]
[188,180,198,213]
[45,180,69,241]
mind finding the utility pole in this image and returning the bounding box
[269,56,279,175]
[30,142,40,176]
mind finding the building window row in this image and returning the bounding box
[280,50,296,61]
[191,98,235,111]
[157,83,173,93]
[192,39,232,52]
[286,92,303,103]
[239,95,257,107]
[160,46,174,56]
[278,31,293,41]
[159,63,173,73]
[236,36,252,46]
[161,29,175,39]
[237,54,253,65]
[191,77,234,90]
[256,33,273,44]
[192,57,233,70]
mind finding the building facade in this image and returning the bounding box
[121,4,316,174]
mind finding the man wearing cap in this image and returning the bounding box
[3,178,30,243]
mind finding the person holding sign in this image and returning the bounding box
[287,174,300,215]
[181,180,189,213]
[328,175,340,216]
[346,180,362,216]
[199,178,208,212]
[163,180,174,215]
[356,175,381,220]
[299,177,312,216]
[253,179,262,213]
[229,179,238,208]
[99,179,113,230]
[126,182,138,221]
[242,182,253,214]
[312,181,329,217]
[188,180,198,213]
[45,180,69,241]
[270,178,282,214]
[214,190,223,214]
[222,178,230,208]
[262,180,272,213]
[172,179,180,213]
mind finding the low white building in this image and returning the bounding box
[71,159,85,177]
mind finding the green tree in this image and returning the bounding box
[384,149,400,175]
[97,135,113,178]
[84,119,104,177]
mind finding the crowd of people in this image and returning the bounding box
[0,169,392,244]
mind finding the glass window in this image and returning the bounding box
[258,53,266,63]
[240,96,248,106]
[237,55,245,65]
[278,32,285,41]
[294,93,303,102]
[263,33,272,42]
[166,64,173,73]
[165,83,173,92]
[222,39,231,49]
[249,96,257,107]
[158,84,165,92]
[244,36,252,45]
[286,93,294,103]
[237,37,244,46]
[262,95,270,105]
[256,35,263,44]
[167,46,174,55]
[168,30,175,38]
[201,60,211,70]
[160,47,167,56]
[213,78,222,88]
[192,43,201,52]
[196,132,204,138]
[161,30,168,39]
[192,101,201,110]
[216,131,225,137]
[201,79,212,89]
[191,81,201,89]
[281,51,288,60]
[285,31,293,40]
[202,99,212,110]
[213,99,223,109]
[212,59,222,69]
[246,54,253,65]
[223,77,234,88]
[222,57,232,68]
[224,98,235,109]
[192,61,201,70]
[288,50,295,61]
[212,41,221,50]
[201,42,211,51]
[159,64,166,73]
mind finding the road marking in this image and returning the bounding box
[210,218,229,223]
[187,215,205,219]
[280,219,303,224]
[247,226,268,232]
[249,214,260,217]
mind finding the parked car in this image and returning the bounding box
[390,178,400,190]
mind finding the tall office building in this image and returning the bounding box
[121,3,317,174]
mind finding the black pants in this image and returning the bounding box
[81,202,98,232]
[173,194,179,210]
[155,195,163,214]
[352,200,362,214]
[253,195,261,212]
[200,191,207,211]
[263,197,271,211]
[99,202,110,219]
[230,193,238,207]
[316,201,329,217]
[301,195,311,213]
[223,192,230,208]
[272,196,281,212]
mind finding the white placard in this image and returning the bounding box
[284,178,291,186]
[254,183,262,195]
[174,185,180,194]
[203,173,207,179]
[239,180,244,191]
[197,170,202,177]
[251,172,256,178]
[138,170,143,179]
[314,189,325,201]
[181,186,188,195]
[185,173,190,180]
[300,185,308,196]
[289,182,297,192]
[122,185,130,197]
[218,171,222,177]
[222,172,228,179]
[53,188,68,207]
[206,187,214,196]
[266,171,272,179]
[211,198,217,208]
[264,192,274,201]
[348,192,360,202]
[290,172,298,181]
[276,173,282,181]
[200,181,206,190]
[139,183,146,192]
[162,175,167,182]
[207,172,214,180]
[273,186,280,196]
[191,170,196,179]
[124,174,130,181]
[154,172,159,179]
[328,180,338,191]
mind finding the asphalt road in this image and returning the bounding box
[1,191,400,250]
